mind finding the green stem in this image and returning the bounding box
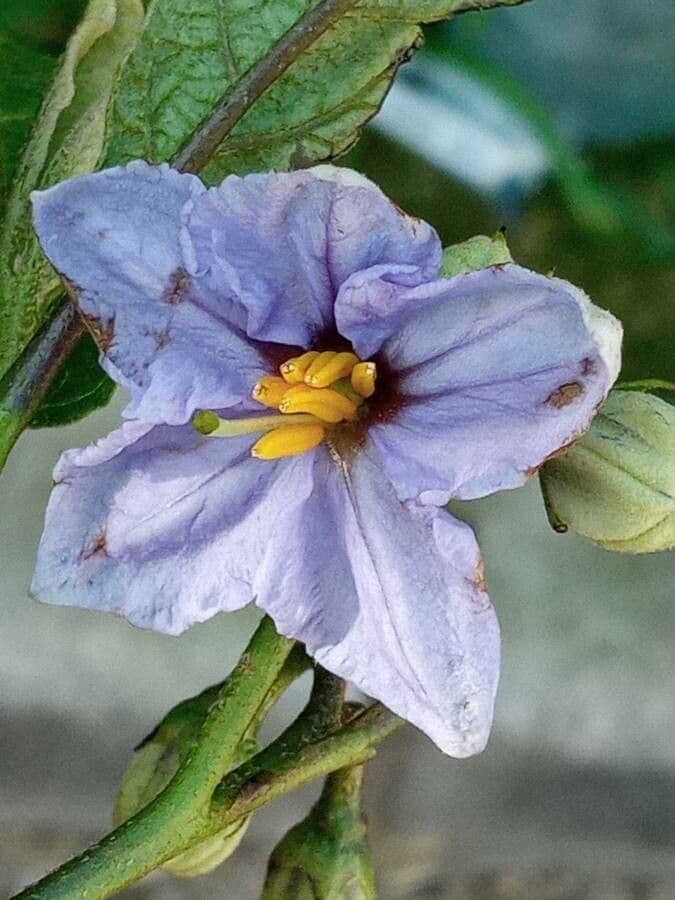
[14,617,293,899]
[16,681,400,898]
[314,762,366,832]
[209,703,401,829]
[615,378,675,394]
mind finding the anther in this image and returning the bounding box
[303,351,337,383]
[251,423,326,459]
[351,361,377,398]
[252,376,290,408]
[279,385,358,424]
[280,351,321,385]
[304,351,360,388]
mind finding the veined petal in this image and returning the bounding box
[31,423,316,634]
[364,264,622,502]
[180,166,441,347]
[255,447,500,757]
[32,162,269,425]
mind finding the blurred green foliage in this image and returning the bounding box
[0,0,85,52]
[347,130,675,381]
[0,34,55,207]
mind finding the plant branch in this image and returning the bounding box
[14,617,293,899]
[209,703,401,828]
[0,300,83,471]
[171,0,361,173]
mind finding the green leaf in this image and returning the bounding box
[0,0,145,383]
[440,231,512,277]
[105,0,524,179]
[30,330,115,427]
[0,31,56,214]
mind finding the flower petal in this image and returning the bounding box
[32,162,269,424]
[34,425,499,754]
[32,423,315,634]
[255,447,500,757]
[180,166,441,347]
[363,264,622,502]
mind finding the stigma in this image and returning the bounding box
[193,348,377,460]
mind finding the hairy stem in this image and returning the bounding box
[172,0,361,173]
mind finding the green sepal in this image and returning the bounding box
[114,685,258,878]
[540,389,675,554]
[262,766,375,900]
[440,231,512,278]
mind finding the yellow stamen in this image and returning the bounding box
[252,376,291,408]
[192,410,320,437]
[351,361,377,398]
[279,385,358,424]
[303,351,338,383]
[304,351,360,388]
[251,423,326,459]
[280,351,321,385]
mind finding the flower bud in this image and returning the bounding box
[114,704,255,877]
[261,766,376,900]
[540,390,675,553]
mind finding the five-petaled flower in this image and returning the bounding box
[31,162,622,756]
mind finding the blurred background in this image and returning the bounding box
[0,0,673,897]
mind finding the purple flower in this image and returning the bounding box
[30,162,622,756]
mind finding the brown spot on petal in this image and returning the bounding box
[581,357,597,376]
[546,382,584,409]
[59,277,115,352]
[146,328,171,350]
[391,201,421,235]
[81,529,109,561]
[473,557,487,592]
[522,424,589,478]
[82,312,115,353]
[163,268,190,305]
